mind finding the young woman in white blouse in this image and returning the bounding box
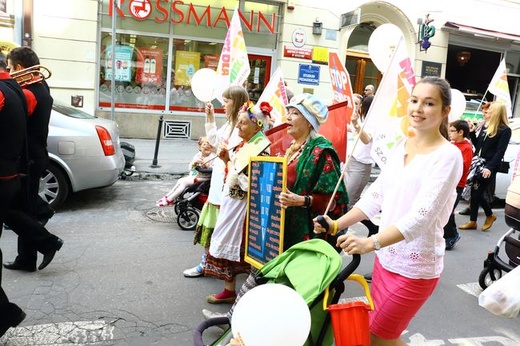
[314,77,463,346]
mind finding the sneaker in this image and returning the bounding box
[183,265,203,278]
[363,272,372,283]
[156,196,173,207]
[445,234,461,250]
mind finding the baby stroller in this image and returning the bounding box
[175,172,211,231]
[193,239,368,346]
[478,177,520,289]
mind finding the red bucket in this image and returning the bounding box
[328,301,371,346]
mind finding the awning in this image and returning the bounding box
[443,22,520,42]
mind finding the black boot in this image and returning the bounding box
[0,302,26,338]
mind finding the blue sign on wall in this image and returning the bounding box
[298,64,320,85]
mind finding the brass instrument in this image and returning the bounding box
[10,65,52,87]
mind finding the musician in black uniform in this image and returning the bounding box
[3,47,63,272]
[0,51,26,338]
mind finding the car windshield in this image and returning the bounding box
[52,101,97,120]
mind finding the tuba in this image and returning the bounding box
[10,65,52,87]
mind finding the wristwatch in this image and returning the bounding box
[371,235,381,251]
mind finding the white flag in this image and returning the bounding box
[214,7,250,103]
[365,38,416,168]
[489,58,513,118]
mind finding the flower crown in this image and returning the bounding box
[241,101,272,128]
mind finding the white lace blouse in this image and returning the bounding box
[355,138,463,279]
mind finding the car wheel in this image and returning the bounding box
[39,162,70,210]
[478,267,502,289]
[177,209,199,231]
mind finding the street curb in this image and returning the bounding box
[120,171,187,181]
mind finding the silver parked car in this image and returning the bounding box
[40,101,125,209]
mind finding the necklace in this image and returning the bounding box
[286,139,307,165]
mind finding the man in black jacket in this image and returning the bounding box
[3,47,63,272]
[0,51,27,338]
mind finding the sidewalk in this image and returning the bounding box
[121,137,382,182]
[121,138,200,180]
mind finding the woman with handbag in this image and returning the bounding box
[459,102,511,231]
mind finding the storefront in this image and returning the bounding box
[6,0,520,139]
[97,0,283,139]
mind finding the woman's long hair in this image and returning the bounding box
[222,85,249,137]
[486,102,509,138]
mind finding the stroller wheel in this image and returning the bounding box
[177,208,199,231]
[478,267,503,289]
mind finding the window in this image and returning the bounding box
[99,33,225,111]
[99,32,170,110]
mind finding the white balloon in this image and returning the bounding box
[449,89,466,122]
[190,68,216,102]
[232,284,311,346]
[368,23,405,73]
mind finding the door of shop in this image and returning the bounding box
[247,54,272,102]
[346,51,381,95]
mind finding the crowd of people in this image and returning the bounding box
[1,46,513,344]
[0,48,64,338]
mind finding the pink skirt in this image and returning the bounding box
[369,256,440,339]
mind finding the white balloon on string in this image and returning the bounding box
[232,284,311,346]
[368,23,405,73]
[449,89,467,122]
[190,68,217,102]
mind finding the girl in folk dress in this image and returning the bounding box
[204,101,272,303]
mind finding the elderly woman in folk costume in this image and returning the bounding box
[278,93,349,249]
[204,101,273,304]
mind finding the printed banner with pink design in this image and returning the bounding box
[214,7,250,103]
[256,67,288,125]
[365,38,417,168]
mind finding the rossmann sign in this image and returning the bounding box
[108,0,277,34]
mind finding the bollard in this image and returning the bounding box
[151,115,163,168]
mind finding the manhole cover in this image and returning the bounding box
[146,207,176,222]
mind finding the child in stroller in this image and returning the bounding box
[156,137,216,207]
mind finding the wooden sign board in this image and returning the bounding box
[245,156,287,269]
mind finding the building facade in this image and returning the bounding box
[2,0,520,139]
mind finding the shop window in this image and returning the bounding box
[98,33,226,112]
[99,32,170,110]
[98,0,281,113]
[169,39,224,112]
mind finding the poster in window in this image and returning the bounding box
[136,48,163,84]
[245,156,287,269]
[105,45,133,82]
[204,54,219,69]
[175,51,201,86]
